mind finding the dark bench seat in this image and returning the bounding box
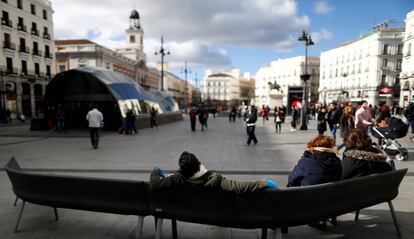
[149,168,407,239]
[5,157,149,238]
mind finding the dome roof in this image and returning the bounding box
[130,9,140,19]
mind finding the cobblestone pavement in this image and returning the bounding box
[0,115,413,238]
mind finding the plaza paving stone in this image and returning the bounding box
[0,115,414,238]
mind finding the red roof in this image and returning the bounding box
[208,73,233,78]
[55,39,95,45]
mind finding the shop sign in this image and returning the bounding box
[379,86,393,94]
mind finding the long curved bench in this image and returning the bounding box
[5,157,150,238]
[149,168,407,239]
[5,157,408,239]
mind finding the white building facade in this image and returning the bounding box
[255,56,320,110]
[1,0,55,119]
[400,10,414,107]
[203,69,254,108]
[320,28,404,106]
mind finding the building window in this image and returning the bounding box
[382,58,388,67]
[381,74,386,84]
[59,65,66,72]
[46,65,51,77]
[130,35,135,43]
[6,57,13,73]
[397,44,403,55]
[19,37,26,52]
[33,41,39,55]
[407,43,412,56]
[17,0,22,9]
[45,45,50,57]
[42,9,47,20]
[396,59,402,71]
[395,75,400,85]
[31,4,36,15]
[21,60,27,74]
[34,63,40,75]
[383,44,389,55]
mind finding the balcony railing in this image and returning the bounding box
[2,67,18,75]
[19,45,30,53]
[32,49,42,56]
[3,41,16,50]
[31,28,40,36]
[17,24,27,32]
[44,52,53,59]
[1,18,13,27]
[43,32,51,40]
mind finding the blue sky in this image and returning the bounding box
[52,0,414,84]
[227,0,413,76]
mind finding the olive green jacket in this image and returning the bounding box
[150,168,268,194]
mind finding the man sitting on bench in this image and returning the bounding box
[150,151,277,194]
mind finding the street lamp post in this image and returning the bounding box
[181,61,191,113]
[154,35,170,91]
[0,70,8,123]
[298,30,314,130]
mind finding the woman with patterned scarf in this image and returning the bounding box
[341,129,393,180]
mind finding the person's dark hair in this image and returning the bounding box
[179,151,201,178]
[344,129,372,150]
[360,100,367,105]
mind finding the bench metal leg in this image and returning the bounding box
[14,200,26,233]
[53,207,59,221]
[155,218,163,239]
[354,210,360,221]
[261,228,267,239]
[388,201,402,237]
[171,219,177,239]
[13,197,18,206]
[136,216,143,238]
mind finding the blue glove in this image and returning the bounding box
[154,167,165,178]
[264,179,278,189]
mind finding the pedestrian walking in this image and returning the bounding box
[404,101,414,141]
[150,107,159,129]
[338,104,355,149]
[56,106,66,133]
[244,105,258,145]
[291,106,299,131]
[317,107,327,135]
[198,106,208,131]
[189,107,198,131]
[327,102,340,139]
[274,107,284,133]
[86,106,103,149]
[229,106,237,122]
[259,106,268,124]
[355,101,374,135]
[5,108,12,123]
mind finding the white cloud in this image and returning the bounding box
[311,29,333,43]
[51,0,311,70]
[314,1,335,15]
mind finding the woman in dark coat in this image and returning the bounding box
[287,135,342,230]
[288,135,342,187]
[317,107,328,135]
[341,129,393,180]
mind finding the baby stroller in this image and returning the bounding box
[371,117,409,161]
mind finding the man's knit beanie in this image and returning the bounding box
[179,151,201,178]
